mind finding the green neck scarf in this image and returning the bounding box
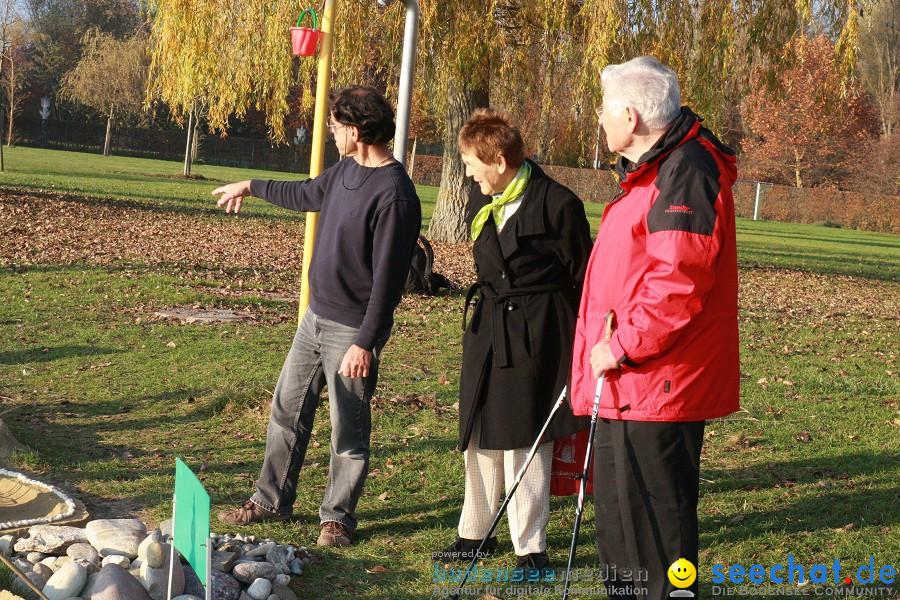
[470,162,532,241]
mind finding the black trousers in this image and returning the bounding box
[593,419,705,600]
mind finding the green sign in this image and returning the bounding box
[173,458,210,586]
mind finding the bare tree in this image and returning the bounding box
[60,29,148,156]
[1,18,28,147]
[858,0,900,138]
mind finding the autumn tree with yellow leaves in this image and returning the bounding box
[146,0,869,241]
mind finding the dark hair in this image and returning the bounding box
[457,108,525,168]
[329,86,396,145]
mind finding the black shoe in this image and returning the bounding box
[432,537,498,562]
[515,552,550,578]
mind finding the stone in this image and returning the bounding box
[267,595,278,600]
[171,596,203,600]
[239,593,252,600]
[101,555,131,569]
[39,556,57,569]
[0,591,26,600]
[288,558,303,576]
[182,565,205,598]
[0,534,15,557]
[13,525,88,554]
[85,519,146,558]
[12,558,31,572]
[144,542,165,569]
[232,561,277,584]
[138,545,183,600]
[137,530,161,561]
[211,550,239,573]
[273,583,298,600]
[244,542,274,559]
[79,570,102,599]
[247,578,272,600]
[158,519,173,541]
[66,542,101,568]
[53,556,73,571]
[210,569,242,600]
[41,561,87,600]
[26,551,46,564]
[32,562,53,580]
[89,564,153,600]
[13,571,47,596]
[274,573,290,586]
[264,545,292,568]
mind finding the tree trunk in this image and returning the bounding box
[191,115,200,161]
[103,108,113,156]
[0,109,4,172]
[183,104,195,176]
[428,80,489,243]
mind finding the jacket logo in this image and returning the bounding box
[665,204,693,215]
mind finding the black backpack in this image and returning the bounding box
[406,235,457,295]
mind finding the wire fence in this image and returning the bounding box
[12,116,342,172]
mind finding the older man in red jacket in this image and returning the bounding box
[570,56,740,599]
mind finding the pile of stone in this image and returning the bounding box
[0,518,311,600]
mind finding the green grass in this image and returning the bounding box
[1,147,898,599]
[0,145,439,224]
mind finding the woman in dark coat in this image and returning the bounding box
[438,108,592,570]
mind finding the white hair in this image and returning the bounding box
[601,56,681,129]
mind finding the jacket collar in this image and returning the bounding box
[497,159,548,258]
[614,106,701,181]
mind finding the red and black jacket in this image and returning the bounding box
[570,107,740,421]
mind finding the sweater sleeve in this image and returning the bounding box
[354,198,421,350]
[250,167,332,212]
[609,159,723,365]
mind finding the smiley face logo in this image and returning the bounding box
[668,558,697,588]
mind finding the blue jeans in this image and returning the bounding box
[251,310,384,532]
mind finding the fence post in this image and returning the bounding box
[753,181,762,221]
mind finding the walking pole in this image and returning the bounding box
[563,310,615,600]
[449,385,570,600]
[0,552,51,600]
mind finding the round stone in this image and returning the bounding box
[247,577,272,600]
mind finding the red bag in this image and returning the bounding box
[550,428,594,496]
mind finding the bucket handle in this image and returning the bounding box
[295,8,318,30]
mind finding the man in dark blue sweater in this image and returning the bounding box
[212,86,421,547]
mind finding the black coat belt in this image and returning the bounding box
[463,281,567,368]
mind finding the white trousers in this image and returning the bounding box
[457,417,552,555]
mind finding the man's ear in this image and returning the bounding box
[624,106,640,133]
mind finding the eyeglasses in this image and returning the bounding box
[327,119,349,132]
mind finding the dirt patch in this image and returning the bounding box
[153,307,258,324]
[202,286,297,303]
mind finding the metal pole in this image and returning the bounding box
[753,181,761,221]
[593,121,601,169]
[392,0,419,166]
[298,0,337,321]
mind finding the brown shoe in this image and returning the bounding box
[218,500,290,526]
[317,521,352,547]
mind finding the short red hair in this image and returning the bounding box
[457,108,525,168]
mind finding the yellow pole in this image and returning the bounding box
[299,0,337,322]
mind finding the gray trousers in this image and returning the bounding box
[251,310,383,532]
